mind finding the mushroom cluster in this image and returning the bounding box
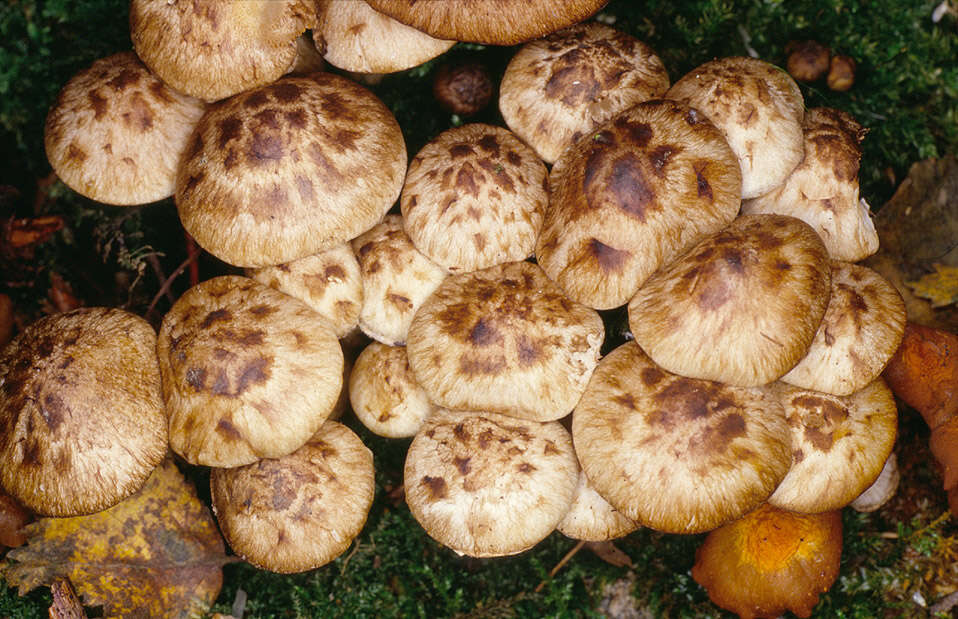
[6,2,914,610]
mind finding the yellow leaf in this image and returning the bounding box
[907,264,958,308]
[1,459,230,618]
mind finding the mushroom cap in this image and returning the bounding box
[44,52,206,206]
[571,342,791,534]
[363,0,608,46]
[499,22,670,164]
[537,99,742,310]
[130,0,316,102]
[556,470,641,542]
[849,452,900,512]
[691,503,843,619]
[246,243,363,339]
[404,409,578,557]
[742,107,878,262]
[406,261,604,422]
[629,214,832,387]
[349,342,435,438]
[400,123,549,274]
[156,276,343,468]
[350,215,447,346]
[210,420,374,573]
[666,56,805,199]
[0,307,167,517]
[781,261,906,396]
[767,379,898,513]
[175,73,406,268]
[314,0,455,74]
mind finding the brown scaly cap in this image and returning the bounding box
[0,308,167,517]
[175,73,406,268]
[246,243,364,339]
[406,261,604,422]
[571,342,791,534]
[404,409,578,557]
[44,52,206,206]
[156,276,343,468]
[767,379,898,513]
[130,0,316,102]
[629,214,831,387]
[692,504,843,619]
[538,99,742,310]
[401,123,549,274]
[666,56,805,199]
[557,470,641,542]
[351,215,447,346]
[349,342,435,439]
[742,107,878,262]
[314,0,455,74]
[364,0,609,46]
[781,262,906,396]
[210,420,374,573]
[499,22,670,164]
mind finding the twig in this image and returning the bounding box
[931,590,958,615]
[145,253,197,320]
[534,539,586,593]
[146,253,176,304]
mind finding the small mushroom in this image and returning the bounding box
[210,420,374,573]
[692,503,843,619]
[349,342,435,438]
[827,55,857,91]
[628,214,832,387]
[156,276,343,468]
[406,261,604,422]
[666,56,806,199]
[400,123,548,274]
[498,22,670,164]
[313,0,455,74]
[175,73,407,268]
[246,243,364,339]
[130,0,316,102]
[572,342,791,534]
[404,409,578,557]
[849,452,900,512]
[785,40,831,82]
[556,471,640,542]
[0,307,168,516]
[44,52,206,205]
[433,62,494,117]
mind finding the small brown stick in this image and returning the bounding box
[534,539,586,593]
[145,253,197,320]
[146,253,176,304]
[183,230,200,287]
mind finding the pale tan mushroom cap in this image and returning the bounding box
[157,276,343,468]
[246,243,363,339]
[130,0,316,102]
[571,342,792,534]
[364,0,608,46]
[404,409,578,557]
[401,123,548,274]
[349,342,435,438]
[351,215,447,346]
[176,73,406,268]
[0,308,167,517]
[44,52,206,206]
[742,107,878,262]
[767,379,898,513]
[781,262,906,396]
[557,470,641,542]
[537,99,742,310]
[849,452,899,512]
[407,261,604,422]
[629,214,831,387]
[314,0,455,74]
[210,420,374,573]
[499,22,670,164]
[666,56,805,199]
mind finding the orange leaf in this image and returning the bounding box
[1,459,230,618]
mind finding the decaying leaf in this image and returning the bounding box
[864,155,958,330]
[1,459,230,618]
[907,264,958,308]
[586,541,633,568]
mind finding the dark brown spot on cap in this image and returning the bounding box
[469,318,500,347]
[588,238,630,272]
[250,133,284,162]
[545,51,600,107]
[459,355,507,375]
[185,367,207,391]
[649,145,676,176]
[641,367,666,387]
[200,309,232,329]
[244,91,270,109]
[217,116,243,149]
[454,456,471,475]
[455,164,480,197]
[450,144,474,158]
[421,475,447,500]
[40,394,65,431]
[516,335,541,367]
[517,462,536,474]
[107,68,140,91]
[216,418,242,441]
[271,82,303,103]
[88,91,108,119]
